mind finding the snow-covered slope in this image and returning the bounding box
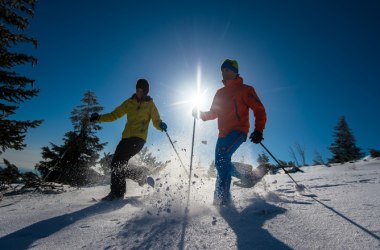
[1,159,379,249]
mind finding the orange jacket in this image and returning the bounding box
[200,76,266,137]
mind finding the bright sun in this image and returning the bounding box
[170,64,208,110]
[190,89,208,109]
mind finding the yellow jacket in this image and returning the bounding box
[99,95,162,141]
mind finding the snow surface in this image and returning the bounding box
[1,159,379,249]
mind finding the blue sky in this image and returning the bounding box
[2,0,380,170]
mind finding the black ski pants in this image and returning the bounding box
[110,137,145,197]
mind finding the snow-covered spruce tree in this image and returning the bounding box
[137,147,167,168]
[0,158,42,190]
[257,152,269,165]
[99,152,112,176]
[0,0,42,153]
[328,116,364,164]
[35,91,106,186]
[0,158,21,189]
[257,152,279,174]
[0,158,21,181]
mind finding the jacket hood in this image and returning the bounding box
[222,75,243,87]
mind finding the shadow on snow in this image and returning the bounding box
[218,197,291,250]
[0,198,133,249]
[115,197,291,250]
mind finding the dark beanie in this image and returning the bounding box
[221,59,239,74]
[136,79,149,95]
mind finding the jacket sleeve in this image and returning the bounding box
[243,86,267,133]
[99,100,128,122]
[150,101,162,130]
[200,93,218,121]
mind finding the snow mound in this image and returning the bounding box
[1,159,379,249]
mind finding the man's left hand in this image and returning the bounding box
[249,130,263,144]
[159,121,167,132]
[90,112,100,122]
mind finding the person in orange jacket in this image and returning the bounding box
[193,59,267,206]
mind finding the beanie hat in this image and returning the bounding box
[221,59,239,74]
[136,79,149,95]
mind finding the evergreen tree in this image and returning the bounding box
[257,152,269,165]
[328,116,364,164]
[0,0,42,153]
[0,158,21,188]
[98,147,169,183]
[99,152,112,176]
[134,146,168,169]
[36,91,106,186]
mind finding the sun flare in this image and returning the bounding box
[170,63,208,110]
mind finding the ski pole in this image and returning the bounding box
[260,142,306,190]
[165,131,190,176]
[185,117,196,213]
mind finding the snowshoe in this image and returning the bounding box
[137,176,155,188]
[146,176,155,188]
[233,164,271,188]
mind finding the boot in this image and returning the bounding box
[101,192,124,201]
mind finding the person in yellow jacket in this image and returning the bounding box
[90,79,167,200]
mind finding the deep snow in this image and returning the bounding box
[1,159,379,250]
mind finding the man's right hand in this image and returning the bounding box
[90,112,100,122]
[192,107,199,119]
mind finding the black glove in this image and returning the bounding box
[159,121,167,132]
[192,107,199,119]
[249,130,263,144]
[90,112,100,122]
